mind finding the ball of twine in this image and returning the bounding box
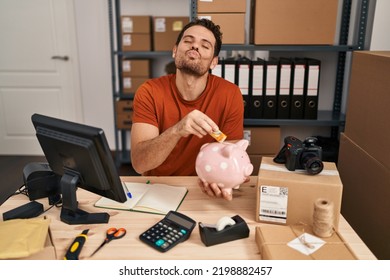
[313,198,334,238]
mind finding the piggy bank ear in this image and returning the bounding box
[236,139,249,150]
[221,145,234,158]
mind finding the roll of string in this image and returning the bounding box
[312,198,334,238]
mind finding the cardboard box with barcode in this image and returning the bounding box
[255,223,357,260]
[153,17,189,51]
[256,157,343,230]
[121,16,152,51]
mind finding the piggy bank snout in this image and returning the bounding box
[244,163,253,176]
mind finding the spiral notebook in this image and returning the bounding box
[94,182,188,215]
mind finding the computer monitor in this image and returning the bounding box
[31,113,127,225]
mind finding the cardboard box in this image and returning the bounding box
[121,16,151,34]
[122,76,148,94]
[116,99,134,129]
[250,154,277,176]
[243,126,280,154]
[122,59,150,77]
[198,13,245,44]
[197,0,246,13]
[255,224,358,260]
[122,33,151,51]
[116,112,133,130]
[344,51,390,170]
[338,133,390,260]
[153,17,189,51]
[256,157,343,229]
[116,100,133,114]
[251,0,339,45]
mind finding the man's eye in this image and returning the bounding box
[202,45,210,49]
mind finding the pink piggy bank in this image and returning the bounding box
[195,139,253,194]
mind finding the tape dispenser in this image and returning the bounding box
[198,215,250,246]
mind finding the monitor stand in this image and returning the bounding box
[60,173,109,225]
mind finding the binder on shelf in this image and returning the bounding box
[236,57,251,119]
[223,57,237,84]
[304,58,321,119]
[263,58,278,119]
[290,57,306,119]
[249,58,265,119]
[277,58,292,119]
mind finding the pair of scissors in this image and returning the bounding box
[90,227,126,257]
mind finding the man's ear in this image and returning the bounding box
[172,45,177,58]
[209,56,219,70]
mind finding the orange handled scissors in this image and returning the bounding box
[90,227,126,257]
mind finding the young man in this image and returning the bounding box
[131,18,245,200]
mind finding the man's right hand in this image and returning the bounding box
[174,109,219,139]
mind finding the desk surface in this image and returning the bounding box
[0,176,376,260]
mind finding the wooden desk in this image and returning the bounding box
[0,176,376,260]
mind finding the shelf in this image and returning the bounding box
[244,111,345,127]
[115,45,358,58]
[115,111,345,132]
[221,44,358,52]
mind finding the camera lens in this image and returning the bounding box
[304,157,324,175]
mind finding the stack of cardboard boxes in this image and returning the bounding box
[119,58,150,129]
[122,59,150,95]
[197,0,246,44]
[253,157,356,259]
[121,15,152,51]
[338,51,390,260]
[121,15,189,52]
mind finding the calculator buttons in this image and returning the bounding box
[141,222,188,252]
[155,239,165,246]
[139,211,196,252]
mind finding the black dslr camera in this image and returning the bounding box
[274,136,324,175]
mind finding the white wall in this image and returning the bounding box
[75,0,390,150]
[370,0,390,50]
[73,0,115,146]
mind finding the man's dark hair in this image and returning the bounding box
[175,18,223,57]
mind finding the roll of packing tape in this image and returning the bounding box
[216,216,236,231]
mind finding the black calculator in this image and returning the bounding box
[139,211,196,252]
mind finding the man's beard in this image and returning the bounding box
[175,57,209,77]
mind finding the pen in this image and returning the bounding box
[122,182,132,199]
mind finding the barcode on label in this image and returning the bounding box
[261,209,286,215]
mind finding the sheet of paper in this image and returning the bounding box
[287,233,325,256]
